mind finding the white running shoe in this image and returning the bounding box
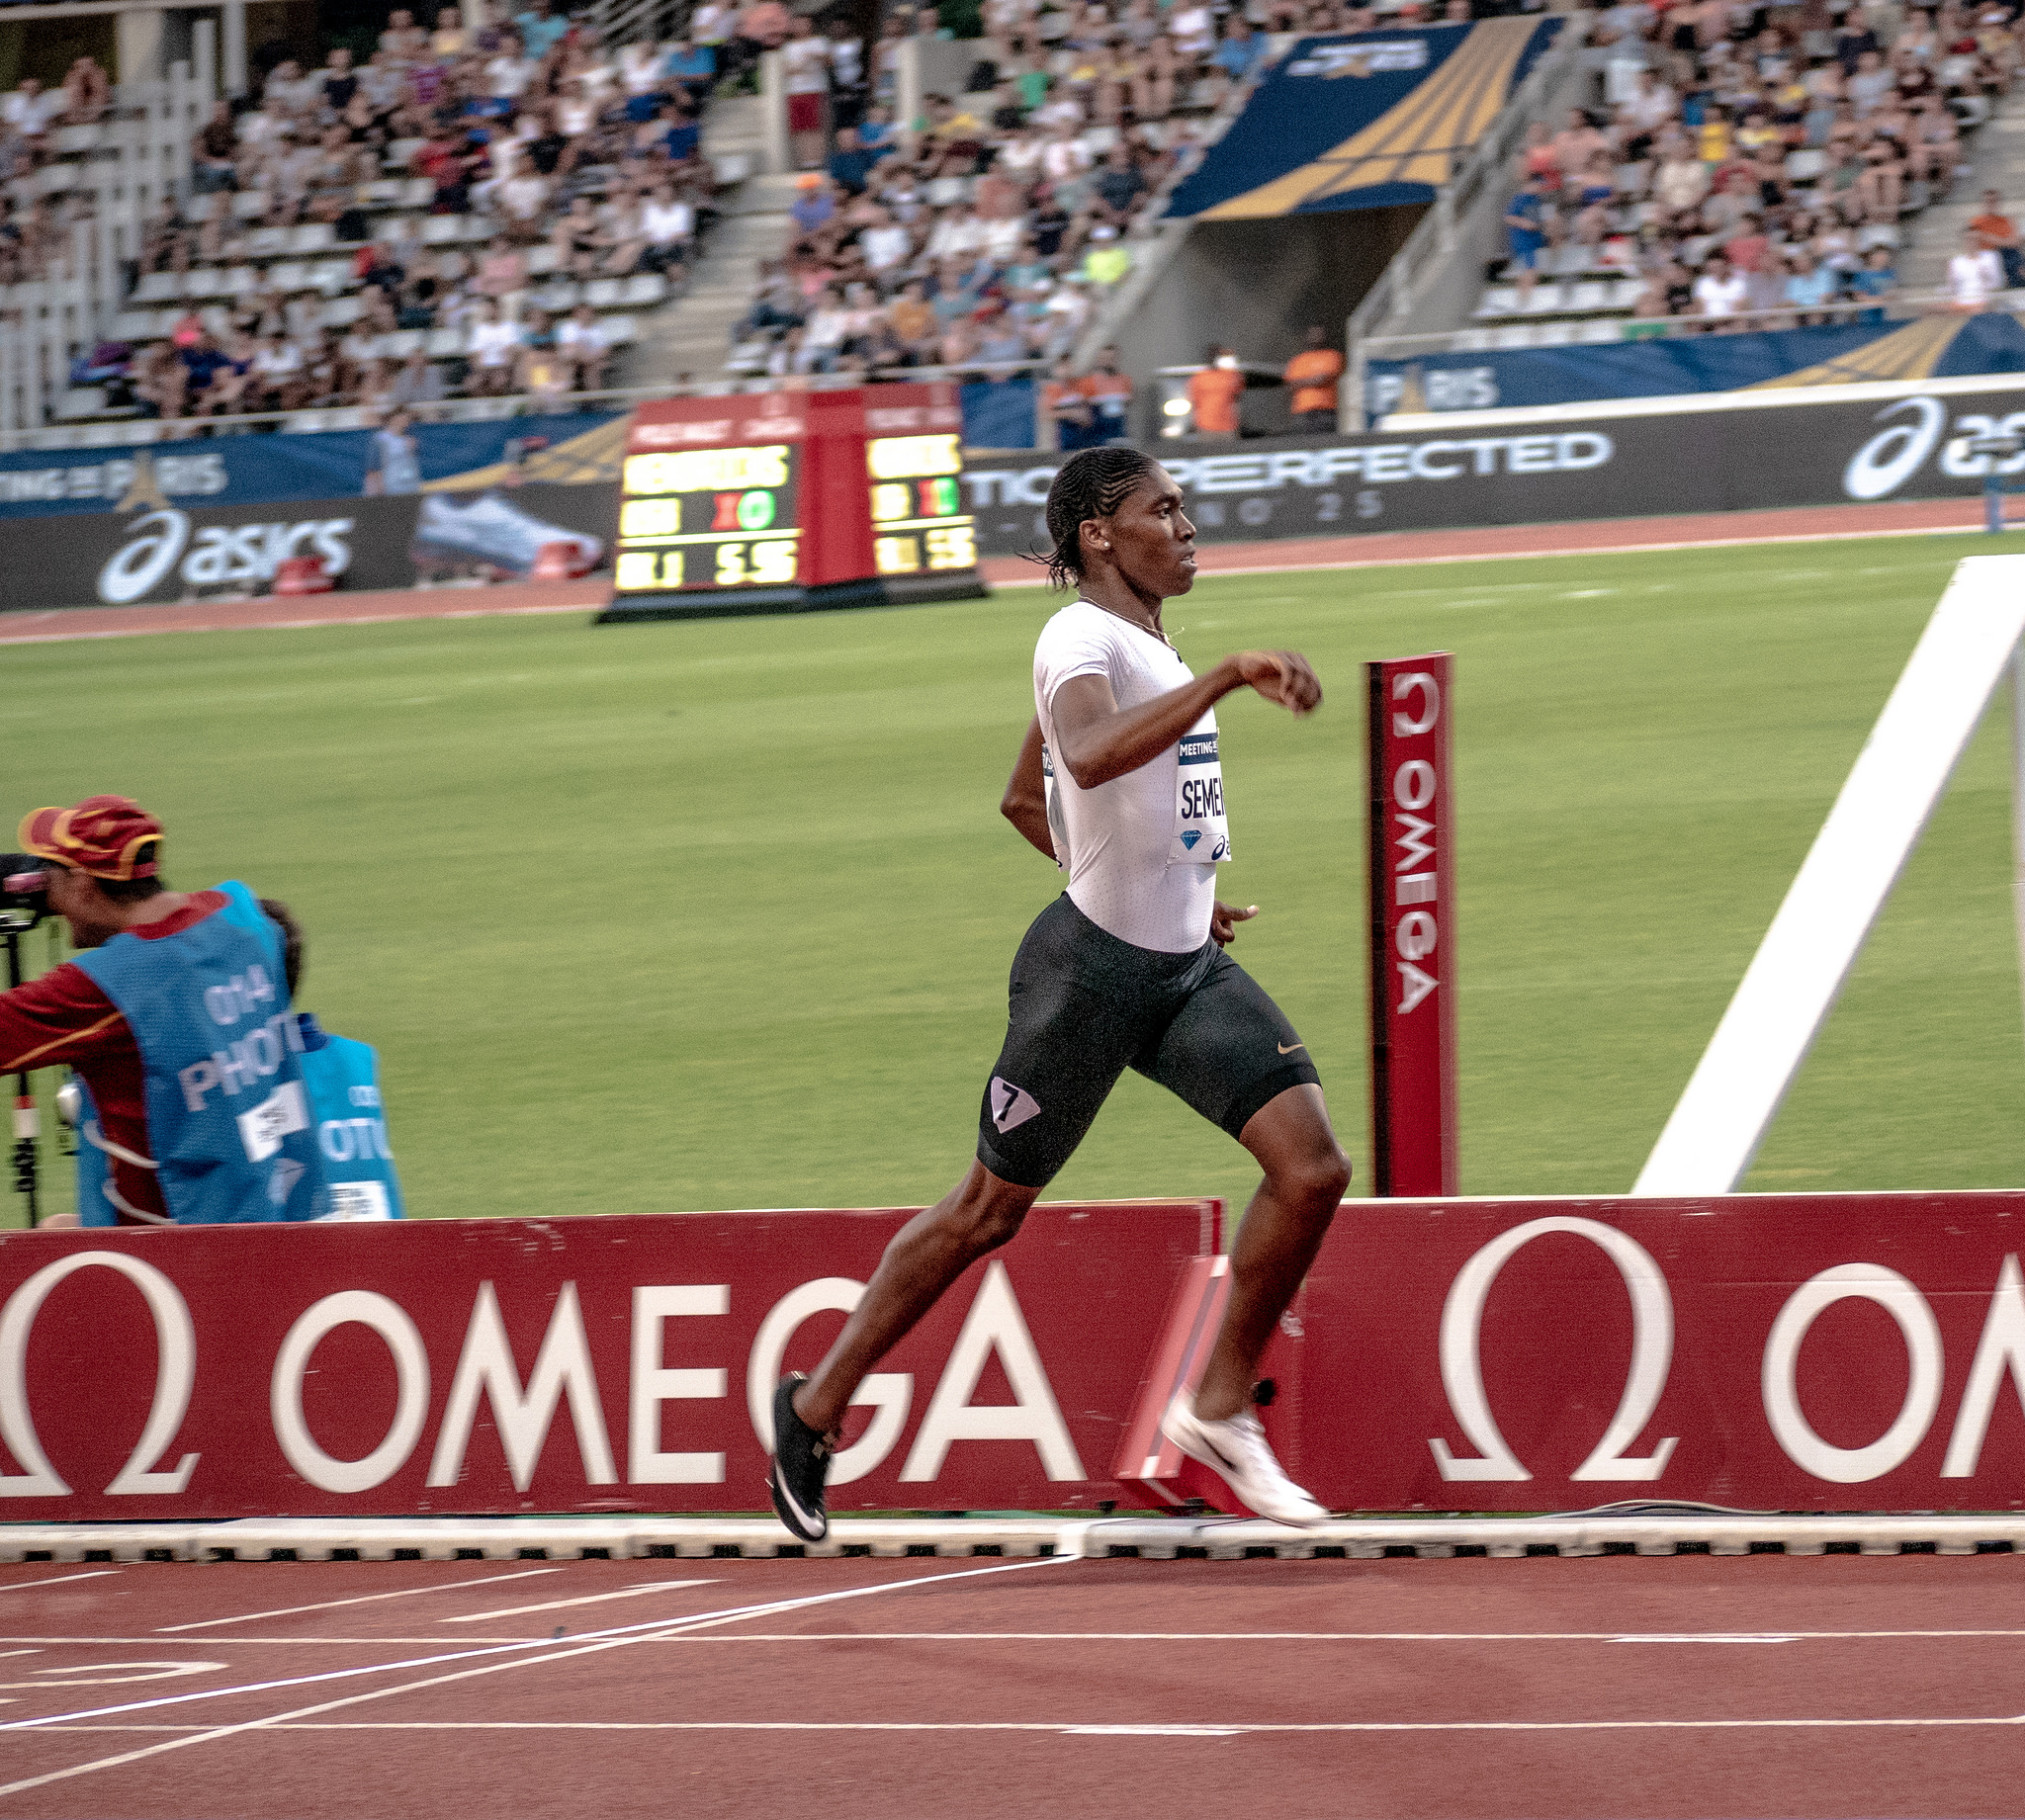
[1162,1390,1331,1528]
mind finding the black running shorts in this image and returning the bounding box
[975,894,1322,1190]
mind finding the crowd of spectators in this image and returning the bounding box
[0,58,116,285]
[1498,0,2025,329]
[727,0,1323,380]
[8,3,726,422]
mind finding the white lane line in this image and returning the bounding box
[603,1628,2013,1644]
[155,1569,564,1632]
[15,1626,2025,1646]
[13,1715,2025,1736]
[9,1636,659,1646]
[439,1581,714,1623]
[0,1574,120,1596]
[0,1556,1074,1802]
[1612,1634,1798,1644]
[0,1664,225,1690]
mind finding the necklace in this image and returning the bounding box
[1080,596,1177,651]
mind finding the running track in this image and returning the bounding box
[1,1551,2020,1817]
[2,495,2014,646]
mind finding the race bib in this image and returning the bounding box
[1172,714,1232,865]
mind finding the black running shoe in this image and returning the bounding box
[768,1372,833,1541]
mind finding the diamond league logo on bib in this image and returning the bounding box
[1171,717,1232,865]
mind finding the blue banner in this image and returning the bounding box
[1167,17,1561,220]
[0,412,623,520]
[1365,313,2025,416]
[959,375,1037,452]
[0,383,1046,521]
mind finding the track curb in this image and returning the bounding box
[6,1514,2025,1563]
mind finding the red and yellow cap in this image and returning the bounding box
[17,796,164,881]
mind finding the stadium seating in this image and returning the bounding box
[1473,1,2024,336]
[1,14,727,428]
[719,0,1287,382]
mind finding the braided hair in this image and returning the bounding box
[1031,445,1163,591]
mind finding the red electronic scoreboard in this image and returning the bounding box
[596,382,990,622]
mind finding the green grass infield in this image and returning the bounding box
[10,528,2025,1226]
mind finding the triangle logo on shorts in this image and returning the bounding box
[989,1076,1041,1134]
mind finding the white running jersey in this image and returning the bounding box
[1033,599,1222,953]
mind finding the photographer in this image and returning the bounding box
[66,894,403,1225]
[1,795,327,1226]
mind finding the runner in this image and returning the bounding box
[768,445,1351,1538]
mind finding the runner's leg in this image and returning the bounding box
[794,1161,1038,1433]
[1136,953,1349,1422]
[795,897,1151,1435]
[1196,1083,1348,1421]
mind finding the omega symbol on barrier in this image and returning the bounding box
[1430,1218,1679,1483]
[0,1253,201,1497]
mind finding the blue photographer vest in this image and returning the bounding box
[68,884,326,1225]
[213,878,286,975]
[298,1014,404,1220]
[72,1076,114,1227]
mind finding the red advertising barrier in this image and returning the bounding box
[1365,653,1456,1196]
[1249,1193,2025,1513]
[19,1191,2025,1522]
[0,1202,1214,1520]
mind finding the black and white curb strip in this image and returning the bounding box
[3,1514,2025,1564]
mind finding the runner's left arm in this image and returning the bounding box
[1000,717,1056,859]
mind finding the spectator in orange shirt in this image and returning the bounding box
[1188,343,1244,437]
[1042,354,1099,450]
[1970,188,2023,289]
[1281,325,1343,433]
[1078,344,1133,443]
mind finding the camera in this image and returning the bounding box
[0,853,50,925]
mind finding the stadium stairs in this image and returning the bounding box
[622,91,788,390]
[1899,83,2025,295]
[1082,18,1593,436]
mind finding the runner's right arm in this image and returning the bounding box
[1000,717,1057,859]
[1051,649,1322,790]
